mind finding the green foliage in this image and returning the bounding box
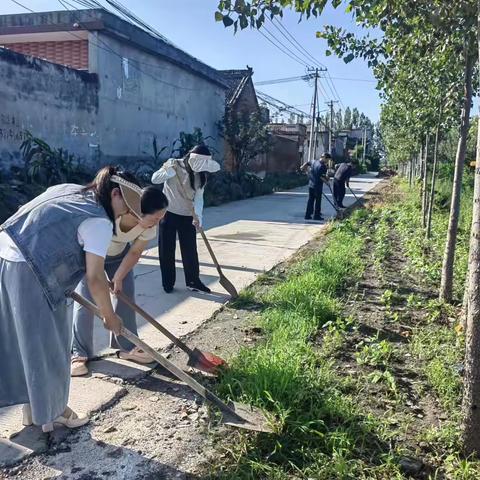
[20,131,91,187]
[410,325,463,412]
[171,127,214,158]
[215,215,374,478]
[134,135,169,184]
[356,337,395,367]
[219,108,271,175]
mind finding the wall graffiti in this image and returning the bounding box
[0,128,27,142]
[0,114,28,143]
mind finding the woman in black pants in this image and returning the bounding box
[151,145,220,293]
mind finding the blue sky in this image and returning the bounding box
[2,0,381,121]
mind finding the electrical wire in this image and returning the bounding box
[260,25,313,68]
[267,17,326,71]
[9,0,34,13]
[10,0,198,91]
[254,74,314,86]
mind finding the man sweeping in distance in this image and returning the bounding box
[333,160,356,209]
[301,153,331,221]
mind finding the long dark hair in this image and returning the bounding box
[83,166,140,232]
[185,144,210,191]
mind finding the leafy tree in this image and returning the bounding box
[351,107,360,129]
[215,0,480,455]
[343,106,352,130]
[334,109,343,131]
[219,108,271,176]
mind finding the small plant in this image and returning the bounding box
[407,293,424,308]
[134,135,169,184]
[368,369,399,397]
[171,127,216,158]
[20,131,90,186]
[356,336,394,367]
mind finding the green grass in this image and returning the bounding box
[210,211,414,479]
[410,325,463,413]
[393,176,472,300]
[204,178,480,479]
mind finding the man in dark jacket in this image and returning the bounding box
[333,161,355,208]
[301,153,329,220]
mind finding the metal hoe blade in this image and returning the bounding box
[113,286,228,374]
[71,293,272,433]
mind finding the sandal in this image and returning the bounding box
[71,357,88,377]
[118,346,154,365]
[23,404,89,432]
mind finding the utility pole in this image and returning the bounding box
[326,100,339,155]
[362,127,367,165]
[307,68,319,163]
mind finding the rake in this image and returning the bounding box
[71,292,272,433]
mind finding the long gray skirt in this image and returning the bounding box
[0,258,70,425]
[71,250,137,359]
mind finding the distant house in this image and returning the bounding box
[268,123,307,173]
[0,8,229,170]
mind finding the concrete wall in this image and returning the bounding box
[0,47,99,172]
[90,32,226,166]
[0,31,226,174]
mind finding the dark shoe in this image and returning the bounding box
[313,216,324,221]
[163,286,174,293]
[304,216,312,220]
[187,281,211,294]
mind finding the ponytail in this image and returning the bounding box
[83,166,140,233]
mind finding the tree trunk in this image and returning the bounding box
[439,47,473,302]
[462,267,470,331]
[426,110,443,239]
[422,135,429,229]
[409,157,414,188]
[461,26,480,451]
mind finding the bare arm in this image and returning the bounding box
[111,239,148,293]
[85,252,122,335]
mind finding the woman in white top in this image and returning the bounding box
[151,144,220,294]
[71,180,168,377]
[0,166,144,432]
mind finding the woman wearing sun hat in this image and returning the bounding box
[0,166,145,432]
[151,144,220,294]
[71,174,168,377]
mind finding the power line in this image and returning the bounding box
[9,0,34,12]
[10,0,198,91]
[256,74,376,85]
[325,73,344,109]
[257,28,311,68]
[257,90,312,119]
[254,74,314,86]
[266,17,323,70]
[326,76,376,83]
[270,17,326,70]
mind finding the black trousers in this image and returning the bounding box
[333,179,346,207]
[305,187,323,218]
[158,211,200,289]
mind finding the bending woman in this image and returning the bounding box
[71,181,168,376]
[0,166,141,432]
[151,144,220,294]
